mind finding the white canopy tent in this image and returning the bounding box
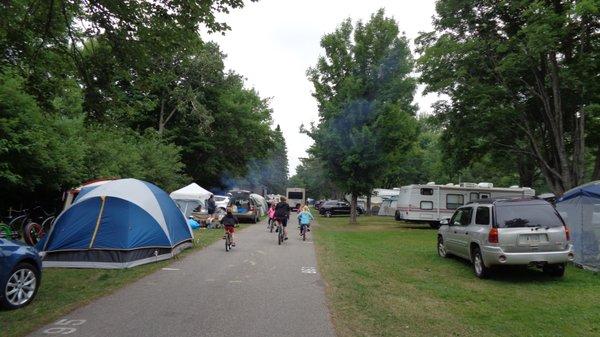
[170,183,212,217]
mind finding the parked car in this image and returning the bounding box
[229,191,260,223]
[319,200,364,217]
[1,238,42,309]
[437,198,574,278]
[214,195,230,212]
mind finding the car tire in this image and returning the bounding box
[325,211,332,218]
[437,236,448,258]
[472,247,490,279]
[543,263,565,277]
[1,262,40,310]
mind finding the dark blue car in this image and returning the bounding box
[0,238,42,309]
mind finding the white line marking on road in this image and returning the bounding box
[229,280,242,283]
[228,264,235,268]
[256,250,266,255]
[205,278,215,282]
[162,268,180,271]
[249,260,256,266]
[301,267,317,274]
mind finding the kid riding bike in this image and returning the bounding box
[298,206,314,241]
[221,208,239,251]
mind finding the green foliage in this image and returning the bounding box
[0,0,280,210]
[306,9,418,220]
[417,0,600,194]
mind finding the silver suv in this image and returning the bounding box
[437,198,574,278]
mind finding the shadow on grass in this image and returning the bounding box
[445,254,566,283]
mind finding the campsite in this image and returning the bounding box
[1,1,600,337]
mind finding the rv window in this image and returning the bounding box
[470,192,479,202]
[420,188,434,196]
[480,194,489,199]
[475,207,490,225]
[446,194,464,210]
[288,192,304,199]
[420,201,433,210]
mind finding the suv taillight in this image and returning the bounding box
[565,226,570,241]
[488,227,499,244]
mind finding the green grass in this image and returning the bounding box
[314,216,600,337]
[0,227,236,337]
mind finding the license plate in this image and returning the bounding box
[519,234,548,244]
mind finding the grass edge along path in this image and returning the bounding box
[1,225,248,337]
[313,215,600,337]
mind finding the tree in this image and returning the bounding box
[306,9,418,223]
[417,0,600,195]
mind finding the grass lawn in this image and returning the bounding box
[0,226,238,337]
[314,215,600,337]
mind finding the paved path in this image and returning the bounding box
[29,221,335,337]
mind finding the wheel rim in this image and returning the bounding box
[6,268,36,306]
[474,254,483,275]
[438,241,446,257]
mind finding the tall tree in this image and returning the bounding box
[417,0,600,195]
[307,9,418,223]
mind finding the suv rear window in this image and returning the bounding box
[288,192,304,199]
[495,204,564,228]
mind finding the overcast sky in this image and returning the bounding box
[208,0,440,176]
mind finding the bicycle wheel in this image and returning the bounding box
[41,216,56,233]
[23,222,44,246]
[278,227,283,245]
[302,226,306,241]
[0,223,12,238]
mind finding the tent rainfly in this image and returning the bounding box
[170,183,212,217]
[556,181,600,271]
[40,178,193,269]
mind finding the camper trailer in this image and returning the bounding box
[391,182,535,228]
[286,187,306,211]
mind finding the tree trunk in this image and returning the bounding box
[366,193,372,216]
[350,193,358,224]
[593,147,600,181]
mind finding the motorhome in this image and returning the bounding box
[286,187,306,211]
[387,182,535,228]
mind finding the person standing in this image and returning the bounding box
[206,195,217,227]
[274,197,291,240]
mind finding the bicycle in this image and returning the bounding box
[0,209,30,240]
[300,224,308,241]
[225,230,233,251]
[276,220,284,245]
[267,218,275,233]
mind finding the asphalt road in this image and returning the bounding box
[29,220,335,337]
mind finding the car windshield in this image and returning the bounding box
[324,201,337,206]
[495,204,564,228]
[214,196,227,202]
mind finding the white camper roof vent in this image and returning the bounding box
[509,185,520,189]
[445,183,454,186]
[426,182,436,185]
[460,182,477,188]
[478,182,494,188]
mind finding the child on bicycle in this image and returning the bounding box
[297,206,314,236]
[221,208,239,246]
[267,203,276,229]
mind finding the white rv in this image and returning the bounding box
[389,182,535,228]
[286,187,306,211]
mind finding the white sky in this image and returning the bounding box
[207,0,440,176]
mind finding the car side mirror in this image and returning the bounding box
[440,218,449,225]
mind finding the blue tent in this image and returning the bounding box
[41,179,193,269]
[556,181,600,270]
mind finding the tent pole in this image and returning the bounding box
[89,196,107,248]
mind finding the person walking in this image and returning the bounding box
[274,197,291,240]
